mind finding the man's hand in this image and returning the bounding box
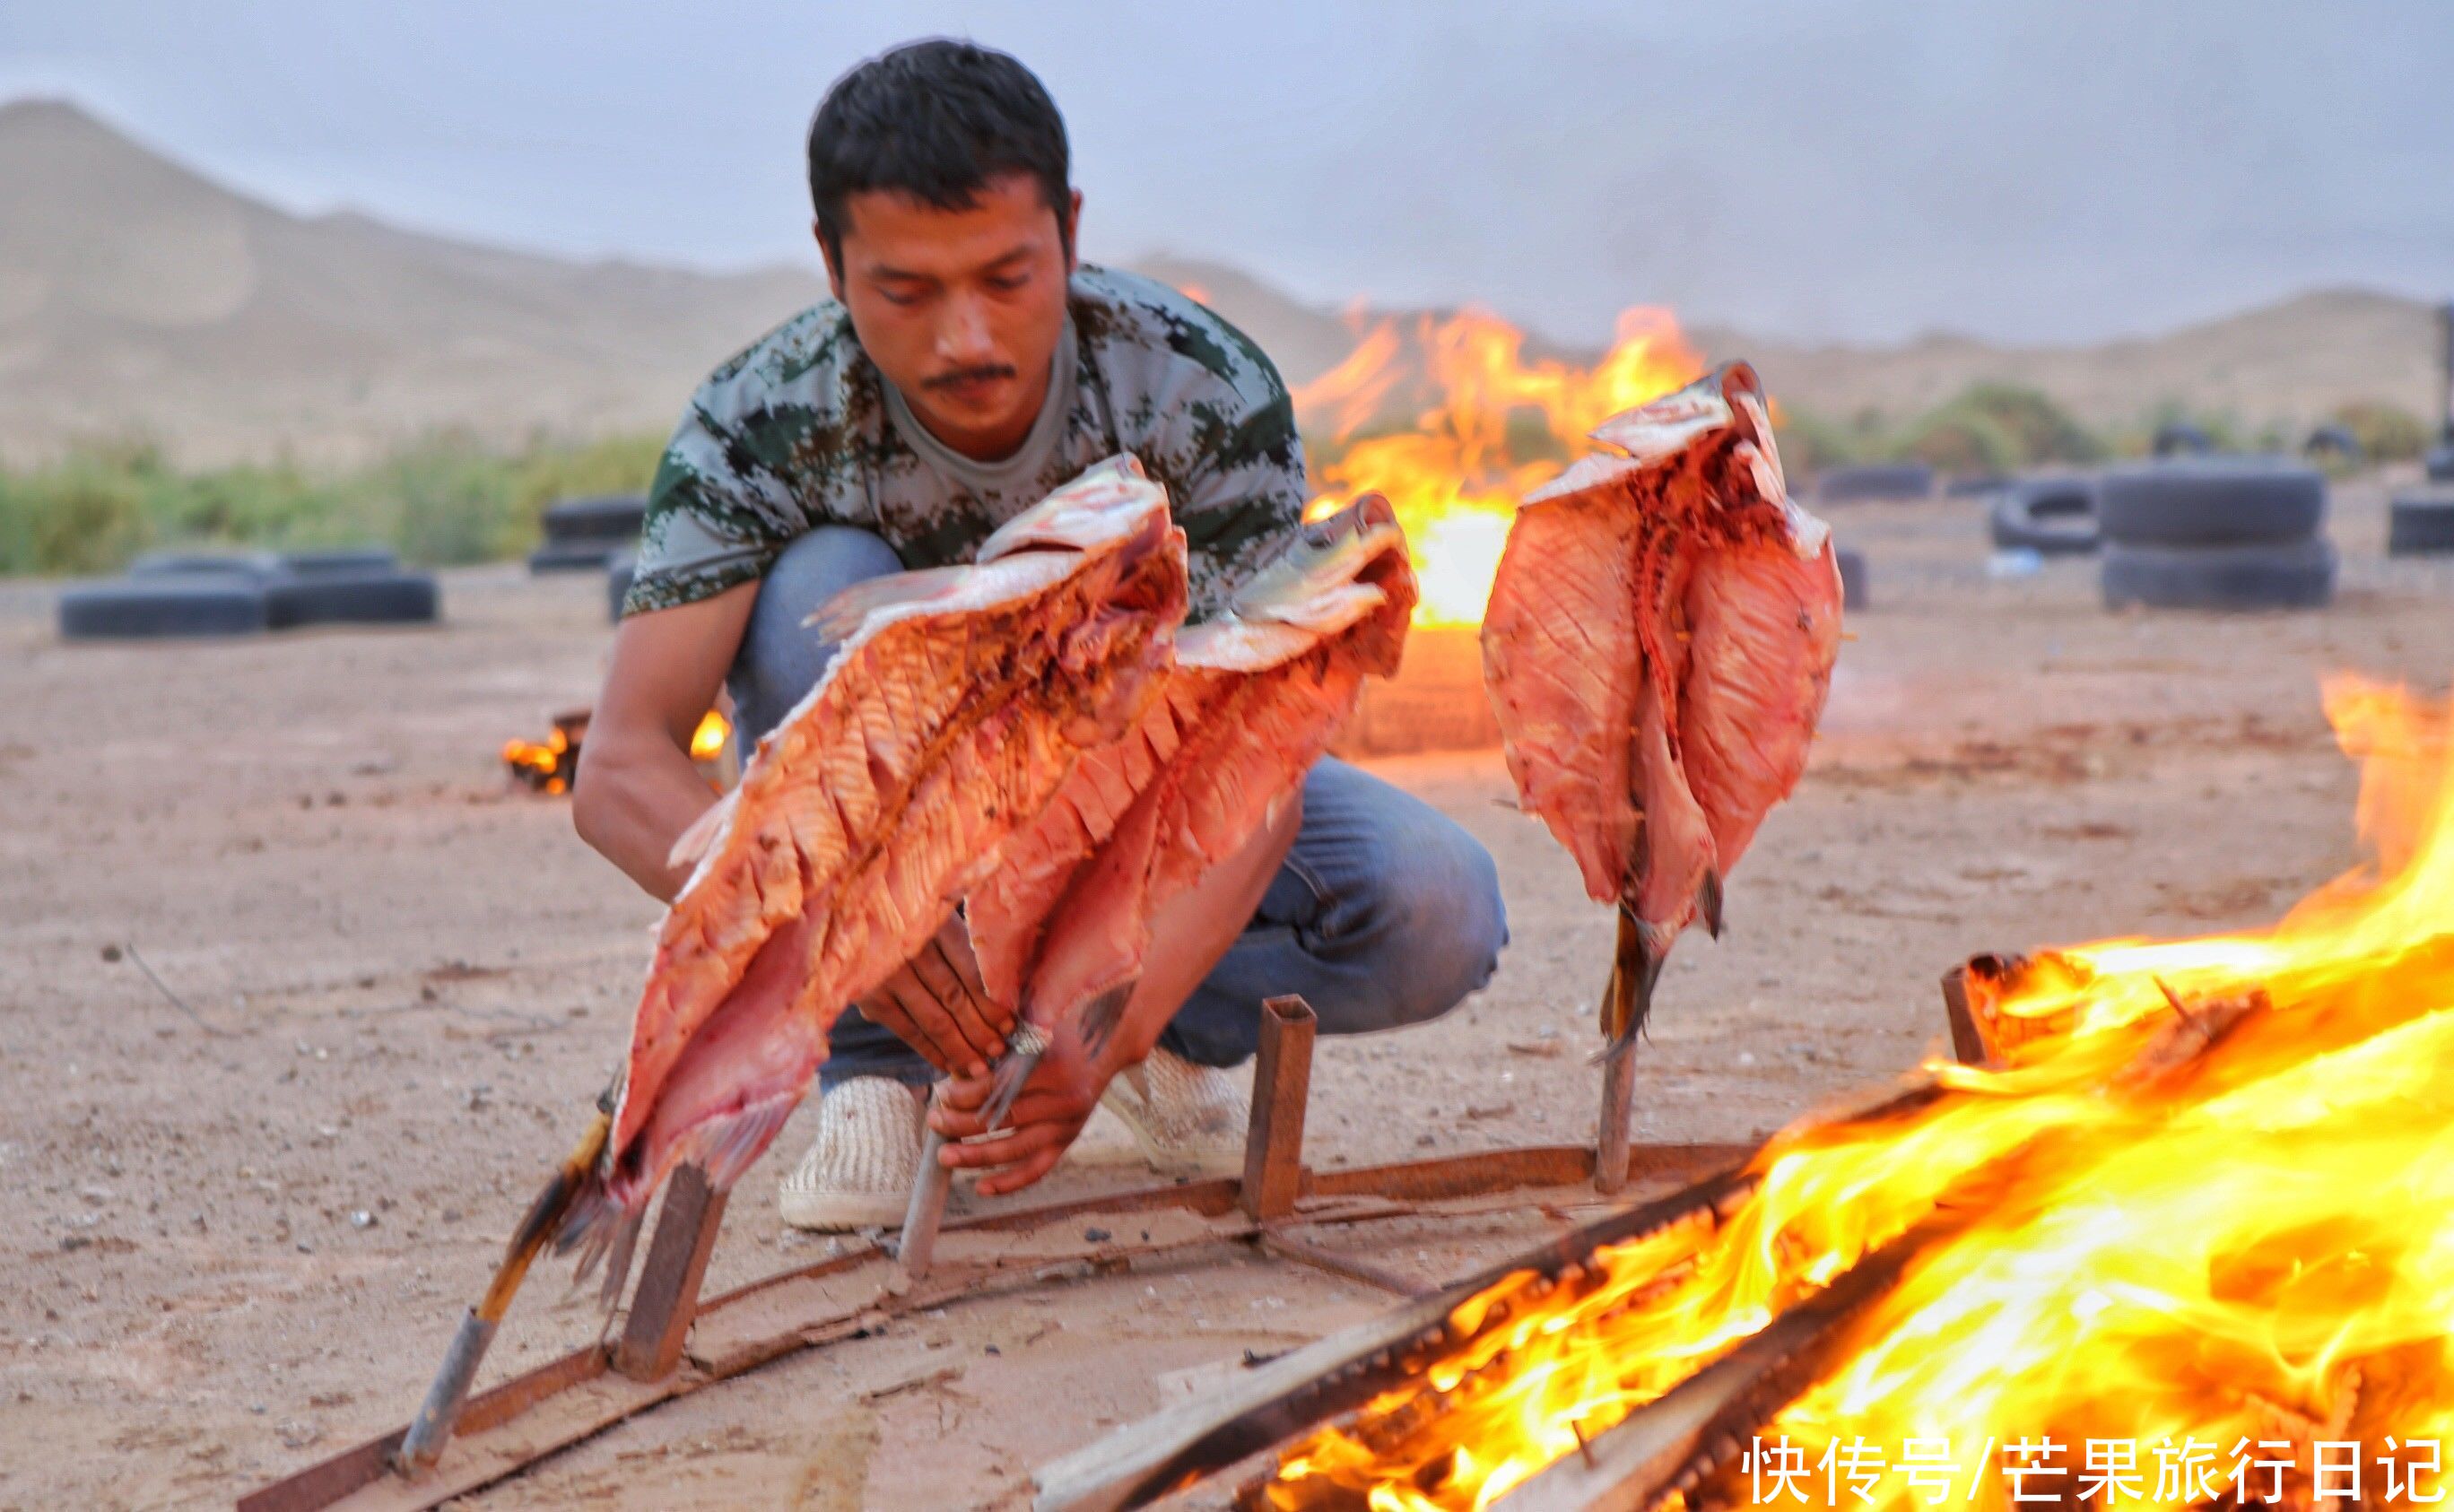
[854,915,1012,1078]
[928,1024,1105,1196]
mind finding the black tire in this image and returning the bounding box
[2094,459,2325,547]
[540,495,648,543]
[1815,463,1934,504]
[608,553,637,623]
[1988,478,2099,556]
[2153,421,2215,457]
[2101,539,2337,612]
[2302,423,2362,464]
[264,570,440,629]
[1836,547,1869,612]
[59,575,271,639]
[2426,442,2454,482]
[281,546,401,576]
[1945,473,2010,499]
[127,550,284,580]
[528,539,624,574]
[2389,490,2454,557]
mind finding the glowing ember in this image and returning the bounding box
[501,713,583,795]
[502,708,734,795]
[1264,676,2454,1511]
[689,708,731,762]
[1294,307,1704,627]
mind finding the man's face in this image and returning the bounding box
[822,174,1079,461]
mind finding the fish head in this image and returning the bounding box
[1587,363,1744,465]
[1579,361,1830,560]
[1228,493,1415,630]
[979,455,1171,565]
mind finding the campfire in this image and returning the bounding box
[502,708,732,795]
[1294,305,1704,629]
[1248,677,2454,1510]
[1296,306,1702,760]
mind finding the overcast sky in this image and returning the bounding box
[5,0,2450,346]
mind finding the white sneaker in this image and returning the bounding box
[778,1077,927,1231]
[1101,1047,1250,1178]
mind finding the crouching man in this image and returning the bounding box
[573,39,1508,1230]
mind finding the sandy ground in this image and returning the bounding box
[1,478,2449,1510]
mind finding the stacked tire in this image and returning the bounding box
[1814,463,1934,505]
[1988,477,2099,556]
[2095,460,2334,611]
[2389,489,2454,557]
[530,495,647,572]
[60,547,439,640]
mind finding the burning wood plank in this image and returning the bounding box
[1223,682,2454,1512]
[1031,1169,1756,1512]
[1484,1218,1958,1512]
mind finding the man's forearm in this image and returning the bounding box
[572,735,723,903]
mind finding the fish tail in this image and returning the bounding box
[1592,905,1666,1064]
[982,1021,1054,1131]
[1696,868,1725,940]
[1074,979,1137,1062]
[477,1108,612,1324]
[595,1209,646,1313]
[981,1050,1040,1132]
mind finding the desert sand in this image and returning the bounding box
[0,479,2449,1508]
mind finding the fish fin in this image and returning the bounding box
[1075,978,1138,1062]
[692,1096,799,1192]
[981,1049,1041,1132]
[666,786,738,873]
[593,1209,645,1312]
[1697,869,1725,940]
[551,1177,625,1282]
[802,566,971,641]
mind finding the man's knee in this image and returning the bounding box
[732,526,905,743]
[1333,808,1509,1028]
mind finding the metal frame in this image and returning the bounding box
[238,993,1747,1512]
[1032,968,2000,1511]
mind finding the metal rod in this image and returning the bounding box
[898,1126,955,1278]
[395,1310,495,1473]
[1595,1047,1636,1195]
[1939,965,1988,1066]
[246,1137,1763,1512]
[1241,995,1317,1221]
[612,1165,727,1382]
[1257,1232,1428,1298]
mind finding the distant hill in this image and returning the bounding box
[0,99,826,465]
[1147,251,2446,440]
[3,100,2443,466]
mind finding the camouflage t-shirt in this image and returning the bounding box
[623,264,1305,621]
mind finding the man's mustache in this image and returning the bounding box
[922,364,1018,391]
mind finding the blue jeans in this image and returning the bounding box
[729,526,1510,1089]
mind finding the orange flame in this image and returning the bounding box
[689,708,731,763]
[1265,676,2454,1510]
[501,728,571,795]
[1294,306,1704,627]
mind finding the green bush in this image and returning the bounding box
[0,459,150,574]
[2330,400,2429,463]
[1771,404,1879,478]
[1893,406,2018,475]
[0,432,665,578]
[1943,385,2099,465]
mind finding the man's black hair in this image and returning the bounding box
[807,39,1073,267]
